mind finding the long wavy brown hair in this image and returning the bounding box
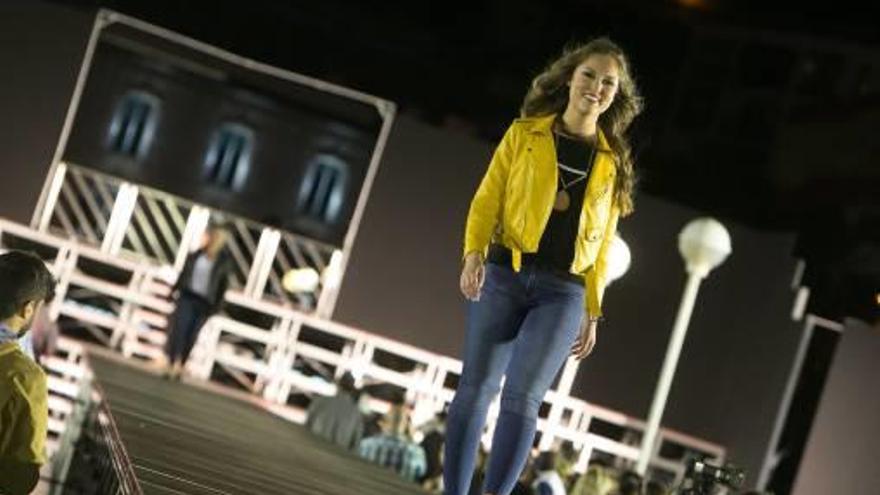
[520,38,644,216]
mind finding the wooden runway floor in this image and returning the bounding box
[88,353,428,495]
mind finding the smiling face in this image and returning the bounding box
[566,53,621,120]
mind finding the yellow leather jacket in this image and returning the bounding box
[463,114,621,317]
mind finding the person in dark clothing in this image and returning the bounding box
[617,470,643,495]
[357,401,427,482]
[305,372,365,450]
[417,409,447,490]
[164,223,233,379]
[644,479,670,495]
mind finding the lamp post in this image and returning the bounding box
[606,234,633,286]
[636,218,732,475]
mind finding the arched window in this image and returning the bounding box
[203,123,253,191]
[296,154,349,224]
[107,90,160,159]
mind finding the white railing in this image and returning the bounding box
[0,218,724,483]
[40,163,340,312]
[43,338,88,461]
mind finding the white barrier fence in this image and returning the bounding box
[41,162,340,312]
[0,218,724,484]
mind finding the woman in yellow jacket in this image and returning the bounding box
[444,38,643,495]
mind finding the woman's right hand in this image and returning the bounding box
[460,252,485,301]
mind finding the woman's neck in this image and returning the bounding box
[559,107,598,140]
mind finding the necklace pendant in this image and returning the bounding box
[554,189,570,212]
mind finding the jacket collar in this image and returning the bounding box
[518,113,613,153]
[0,323,19,345]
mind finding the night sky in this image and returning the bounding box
[50,0,880,322]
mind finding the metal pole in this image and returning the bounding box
[636,271,703,475]
[36,162,68,232]
[315,100,396,319]
[756,316,815,489]
[32,11,111,228]
[756,314,844,489]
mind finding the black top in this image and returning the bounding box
[174,249,234,313]
[533,132,596,273]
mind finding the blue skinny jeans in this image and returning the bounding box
[444,262,584,495]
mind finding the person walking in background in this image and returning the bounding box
[0,252,56,495]
[446,37,644,495]
[164,222,233,379]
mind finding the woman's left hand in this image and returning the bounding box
[571,317,598,360]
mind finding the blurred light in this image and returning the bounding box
[676,0,711,10]
[282,267,320,293]
[606,234,632,286]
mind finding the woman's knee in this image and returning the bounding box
[451,380,501,411]
[498,390,542,418]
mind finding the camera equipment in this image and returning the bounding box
[677,458,746,494]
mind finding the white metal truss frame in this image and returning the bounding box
[756,312,845,489]
[42,163,338,313]
[30,8,396,319]
[754,257,846,490]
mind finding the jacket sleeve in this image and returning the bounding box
[462,124,517,260]
[174,253,195,294]
[585,204,620,318]
[10,370,48,465]
[211,259,231,313]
